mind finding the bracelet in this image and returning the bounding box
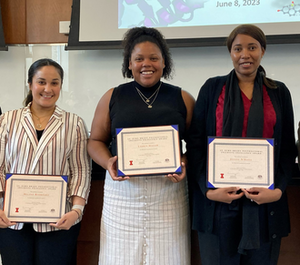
[71,209,81,218]
[71,205,84,218]
[72,205,84,212]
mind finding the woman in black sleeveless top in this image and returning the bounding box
[88,27,195,265]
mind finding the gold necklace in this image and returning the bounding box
[32,113,52,129]
[135,82,162,108]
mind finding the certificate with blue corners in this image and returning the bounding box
[4,174,68,223]
[116,125,182,176]
[207,137,274,189]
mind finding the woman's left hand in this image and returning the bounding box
[166,162,186,183]
[241,187,282,205]
[49,210,79,230]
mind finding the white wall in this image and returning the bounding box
[0,42,299,265]
[0,43,299,136]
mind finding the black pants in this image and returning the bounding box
[198,232,281,265]
[197,202,281,265]
[0,223,81,265]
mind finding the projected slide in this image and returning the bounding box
[118,0,300,29]
[78,0,300,42]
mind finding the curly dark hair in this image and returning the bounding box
[122,27,173,79]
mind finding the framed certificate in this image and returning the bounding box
[116,125,182,176]
[207,137,274,189]
[4,174,68,223]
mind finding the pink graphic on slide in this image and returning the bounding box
[120,0,209,27]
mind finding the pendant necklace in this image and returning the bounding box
[135,82,162,108]
[32,113,51,129]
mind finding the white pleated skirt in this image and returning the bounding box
[99,172,191,265]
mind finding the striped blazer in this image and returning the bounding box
[0,104,91,232]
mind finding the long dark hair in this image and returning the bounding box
[24,58,64,106]
[122,27,173,79]
[226,24,277,89]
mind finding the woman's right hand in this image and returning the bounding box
[0,210,16,228]
[206,187,244,204]
[107,156,130,181]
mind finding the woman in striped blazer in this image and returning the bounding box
[0,58,91,265]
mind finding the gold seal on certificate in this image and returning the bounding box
[116,125,182,176]
[4,174,68,223]
[207,137,274,189]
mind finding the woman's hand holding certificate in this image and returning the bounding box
[242,187,282,205]
[107,156,130,181]
[49,210,79,230]
[166,162,186,183]
[0,209,16,228]
[206,187,244,204]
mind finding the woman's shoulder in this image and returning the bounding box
[203,75,228,86]
[0,107,27,129]
[114,81,134,90]
[273,80,288,90]
[161,82,181,90]
[197,75,227,97]
[267,80,290,95]
[110,81,134,98]
[55,106,85,124]
[2,107,27,118]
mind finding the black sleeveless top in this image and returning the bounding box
[36,130,44,141]
[109,81,187,156]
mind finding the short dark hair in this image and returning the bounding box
[122,27,173,79]
[24,58,64,106]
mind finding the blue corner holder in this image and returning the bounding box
[208,137,215,145]
[267,139,274,146]
[118,169,125,177]
[116,128,123,135]
[171,124,178,131]
[175,166,181,173]
[5,173,13,180]
[268,183,274,190]
[62,175,68,183]
[207,181,215,188]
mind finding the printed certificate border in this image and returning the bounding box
[116,125,182,176]
[4,174,68,223]
[207,137,274,189]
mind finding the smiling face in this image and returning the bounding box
[230,34,265,80]
[29,65,62,111]
[129,41,165,87]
